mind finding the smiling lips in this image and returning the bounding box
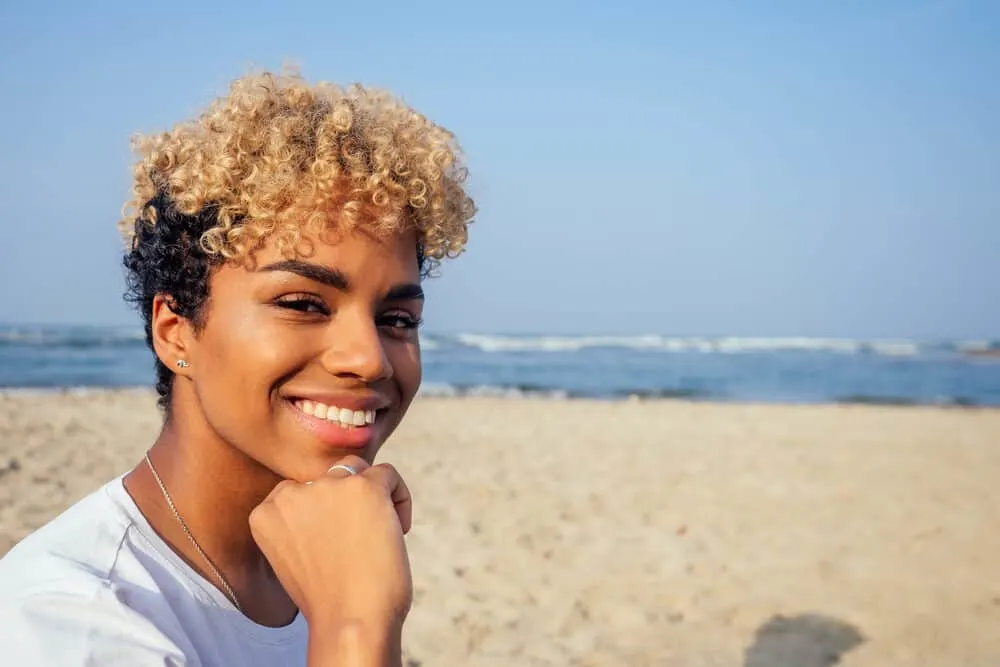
[295,400,377,428]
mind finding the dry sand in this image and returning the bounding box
[1,389,999,666]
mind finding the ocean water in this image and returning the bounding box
[1,324,999,406]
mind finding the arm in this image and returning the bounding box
[249,456,413,667]
[308,619,402,667]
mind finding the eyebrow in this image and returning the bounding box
[385,283,425,301]
[260,259,424,301]
[261,260,350,290]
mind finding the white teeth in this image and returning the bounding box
[295,400,378,429]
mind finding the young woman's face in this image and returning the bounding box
[180,227,423,481]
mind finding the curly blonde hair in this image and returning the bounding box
[119,70,476,270]
[120,70,475,411]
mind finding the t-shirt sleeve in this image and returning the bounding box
[0,582,196,667]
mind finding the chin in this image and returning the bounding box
[282,398,397,461]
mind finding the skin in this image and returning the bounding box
[251,455,413,667]
[122,223,424,646]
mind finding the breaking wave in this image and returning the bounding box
[434,333,992,358]
[0,325,146,348]
[417,382,715,400]
[6,325,995,362]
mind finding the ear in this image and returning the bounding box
[150,295,197,376]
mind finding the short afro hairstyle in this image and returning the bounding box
[120,70,476,412]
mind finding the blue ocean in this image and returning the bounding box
[1,324,999,406]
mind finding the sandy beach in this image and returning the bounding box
[1,390,998,666]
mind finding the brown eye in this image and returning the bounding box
[378,312,422,336]
[275,295,329,315]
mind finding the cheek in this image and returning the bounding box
[196,311,310,404]
[389,339,422,399]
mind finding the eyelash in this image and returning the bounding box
[274,296,422,332]
[275,295,329,315]
[378,314,423,331]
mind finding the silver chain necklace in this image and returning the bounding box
[144,452,243,613]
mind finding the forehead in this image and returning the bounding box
[214,227,422,290]
[278,225,416,267]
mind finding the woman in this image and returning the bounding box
[0,70,476,666]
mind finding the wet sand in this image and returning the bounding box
[2,389,999,666]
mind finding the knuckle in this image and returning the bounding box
[370,462,406,489]
[269,480,301,507]
[275,479,297,492]
[345,473,371,489]
[372,462,399,476]
[346,474,380,498]
[335,454,370,470]
[248,505,269,531]
[271,479,296,497]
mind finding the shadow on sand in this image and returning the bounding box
[743,613,866,667]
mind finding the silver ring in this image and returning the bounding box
[327,464,359,476]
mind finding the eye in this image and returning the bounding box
[378,312,423,337]
[274,294,329,315]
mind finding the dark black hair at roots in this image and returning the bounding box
[122,192,427,413]
[122,192,222,413]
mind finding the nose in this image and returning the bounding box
[319,309,393,382]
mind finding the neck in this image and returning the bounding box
[124,401,294,625]
[146,423,275,564]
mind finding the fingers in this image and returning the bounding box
[362,463,413,534]
[325,455,371,479]
[301,456,413,534]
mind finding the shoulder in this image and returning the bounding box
[0,480,194,665]
[0,579,192,665]
[0,480,130,594]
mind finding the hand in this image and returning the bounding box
[249,455,413,631]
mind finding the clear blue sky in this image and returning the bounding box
[0,1,997,338]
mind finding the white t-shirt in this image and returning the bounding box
[0,476,308,666]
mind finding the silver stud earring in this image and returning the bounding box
[175,359,190,369]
